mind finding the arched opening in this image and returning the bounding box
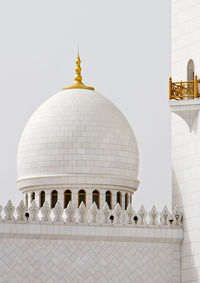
[105,191,112,209]
[78,190,86,207]
[25,193,28,208]
[92,190,100,208]
[116,191,122,206]
[51,190,58,208]
[187,59,195,81]
[187,59,195,96]
[64,190,72,208]
[40,191,45,208]
[31,192,35,202]
[125,193,129,210]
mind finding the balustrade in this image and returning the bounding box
[169,75,200,100]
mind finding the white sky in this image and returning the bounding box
[0,0,171,210]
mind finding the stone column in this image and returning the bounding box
[28,192,32,208]
[58,189,64,208]
[72,189,78,209]
[112,190,116,210]
[131,193,133,207]
[100,190,105,209]
[46,191,51,207]
[35,191,40,208]
[121,191,125,210]
[24,193,28,209]
[127,193,130,207]
[87,189,92,209]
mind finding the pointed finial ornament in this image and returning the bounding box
[62,53,94,90]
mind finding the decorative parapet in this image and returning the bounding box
[0,200,183,228]
[0,200,183,243]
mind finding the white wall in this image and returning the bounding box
[0,222,182,283]
[172,111,200,282]
[172,0,200,81]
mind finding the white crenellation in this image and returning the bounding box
[40,201,51,224]
[29,200,39,223]
[101,202,111,224]
[172,205,183,227]
[4,200,15,222]
[124,203,134,225]
[77,201,87,224]
[149,205,159,226]
[88,202,99,224]
[65,201,75,223]
[137,204,147,225]
[0,200,183,228]
[53,201,64,224]
[16,200,26,223]
[160,205,170,226]
[113,203,123,225]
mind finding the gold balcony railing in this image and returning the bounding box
[169,75,200,100]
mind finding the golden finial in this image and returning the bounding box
[62,52,94,90]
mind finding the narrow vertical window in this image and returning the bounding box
[31,192,35,202]
[40,191,45,208]
[116,191,122,206]
[105,190,112,209]
[92,190,100,208]
[78,190,86,207]
[64,190,72,208]
[25,193,28,208]
[187,59,194,81]
[125,193,129,210]
[51,190,58,208]
[187,59,195,95]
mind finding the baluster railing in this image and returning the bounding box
[169,76,200,100]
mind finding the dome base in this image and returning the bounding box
[17,174,139,192]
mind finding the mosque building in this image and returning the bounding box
[1,1,200,282]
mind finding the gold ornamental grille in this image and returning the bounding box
[169,75,200,100]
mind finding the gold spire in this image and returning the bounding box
[62,53,94,90]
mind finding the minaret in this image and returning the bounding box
[171,1,200,282]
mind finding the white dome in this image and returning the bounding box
[17,89,139,191]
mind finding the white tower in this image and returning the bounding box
[171,1,200,281]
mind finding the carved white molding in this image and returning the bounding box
[29,200,39,223]
[160,206,170,226]
[88,202,99,224]
[0,200,183,228]
[41,202,52,224]
[137,205,147,225]
[113,203,122,224]
[149,205,159,226]
[4,200,15,222]
[125,203,134,225]
[77,202,87,224]
[16,200,26,223]
[53,201,64,224]
[101,203,111,224]
[65,201,75,224]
